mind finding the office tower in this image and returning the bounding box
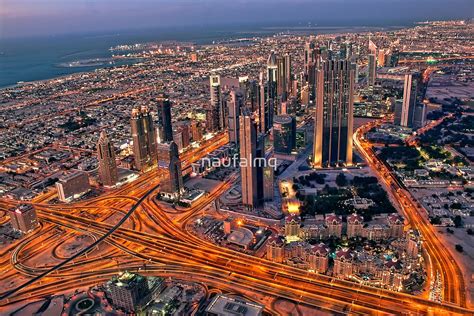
[157,141,183,196]
[239,108,259,208]
[399,73,422,128]
[267,51,278,103]
[245,79,259,112]
[413,103,427,129]
[377,49,386,67]
[156,93,173,143]
[131,106,158,171]
[263,152,274,201]
[394,100,403,126]
[56,171,91,202]
[228,89,244,144]
[8,204,38,233]
[108,272,151,312]
[313,59,354,168]
[208,74,222,133]
[97,131,118,187]
[304,41,316,80]
[258,71,272,133]
[277,53,291,104]
[341,42,353,59]
[367,54,377,86]
[173,121,191,151]
[191,121,203,142]
[255,133,266,204]
[368,39,377,55]
[273,115,296,155]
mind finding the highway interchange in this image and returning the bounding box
[0,127,472,315]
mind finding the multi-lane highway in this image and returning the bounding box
[0,131,472,315]
[354,120,468,308]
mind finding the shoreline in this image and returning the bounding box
[0,24,409,90]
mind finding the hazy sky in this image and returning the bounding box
[1,0,472,38]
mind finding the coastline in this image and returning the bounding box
[0,24,409,90]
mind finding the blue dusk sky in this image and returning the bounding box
[0,0,472,38]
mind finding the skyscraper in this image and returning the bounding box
[266,51,278,104]
[273,115,296,155]
[228,89,244,144]
[157,141,183,197]
[258,71,272,134]
[131,106,158,171]
[313,59,354,168]
[277,53,291,104]
[399,73,420,128]
[97,130,118,187]
[156,92,173,143]
[304,41,316,80]
[413,103,427,129]
[367,54,377,87]
[208,74,222,133]
[239,108,258,208]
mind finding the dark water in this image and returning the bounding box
[0,25,407,88]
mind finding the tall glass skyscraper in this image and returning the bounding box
[313,58,354,168]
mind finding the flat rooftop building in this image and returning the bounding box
[205,294,264,316]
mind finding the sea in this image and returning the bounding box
[0,24,409,89]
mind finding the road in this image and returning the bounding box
[0,131,472,315]
[353,120,468,309]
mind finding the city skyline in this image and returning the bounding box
[0,11,473,316]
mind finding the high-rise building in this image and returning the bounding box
[208,74,222,133]
[156,93,173,143]
[239,108,259,208]
[108,272,154,312]
[397,73,423,128]
[157,141,183,197]
[277,53,291,104]
[56,171,91,202]
[97,131,118,187]
[173,121,191,151]
[273,115,296,155]
[242,78,259,112]
[367,54,377,86]
[8,204,38,233]
[304,41,316,80]
[313,59,354,168]
[228,89,244,144]
[413,103,427,129]
[258,71,272,133]
[267,51,278,103]
[263,152,274,202]
[191,120,203,142]
[131,106,158,171]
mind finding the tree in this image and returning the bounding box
[453,215,462,228]
[336,173,347,187]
